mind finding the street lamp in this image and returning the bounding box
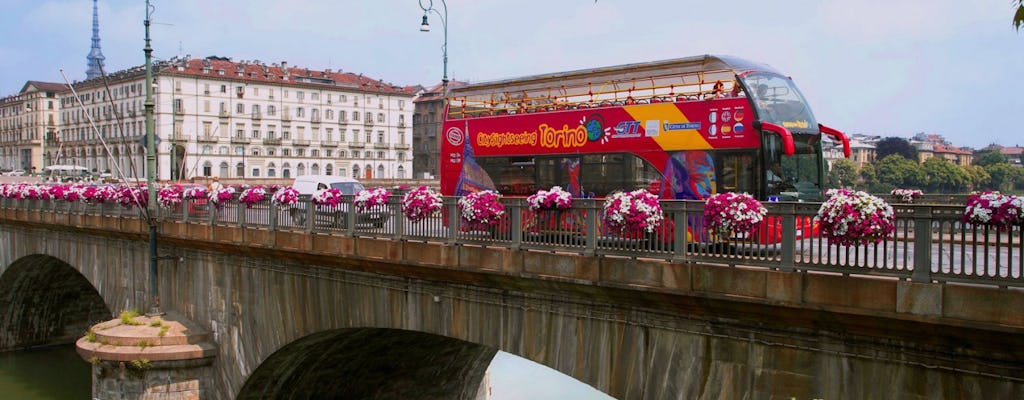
[418,0,448,95]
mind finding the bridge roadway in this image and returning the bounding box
[0,201,1023,399]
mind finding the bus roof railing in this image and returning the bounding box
[446,55,779,118]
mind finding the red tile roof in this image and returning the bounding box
[160,57,409,95]
[22,81,70,94]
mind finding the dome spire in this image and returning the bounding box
[85,0,106,79]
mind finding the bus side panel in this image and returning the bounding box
[439,98,758,197]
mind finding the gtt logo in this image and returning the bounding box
[612,121,642,138]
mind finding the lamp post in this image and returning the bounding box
[418,0,448,96]
[143,0,160,315]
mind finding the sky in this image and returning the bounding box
[1,0,1022,150]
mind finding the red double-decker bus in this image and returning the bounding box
[439,55,850,241]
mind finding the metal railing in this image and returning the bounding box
[2,196,1020,288]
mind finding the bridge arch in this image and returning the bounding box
[236,328,496,400]
[0,254,111,350]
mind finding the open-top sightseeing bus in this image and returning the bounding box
[439,55,850,243]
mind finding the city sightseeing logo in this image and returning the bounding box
[445,127,465,146]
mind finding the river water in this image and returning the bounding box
[0,345,91,399]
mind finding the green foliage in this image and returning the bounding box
[875,137,918,161]
[858,163,877,191]
[158,325,169,337]
[875,154,925,192]
[983,162,1024,192]
[1015,0,1024,31]
[827,159,858,189]
[973,149,1008,167]
[89,356,100,365]
[120,310,142,326]
[922,157,967,193]
[149,319,163,327]
[127,358,152,379]
[960,165,991,191]
[85,329,97,343]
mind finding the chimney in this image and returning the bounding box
[281,61,288,71]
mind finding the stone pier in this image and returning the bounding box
[76,311,217,399]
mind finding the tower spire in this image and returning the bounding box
[85,0,105,79]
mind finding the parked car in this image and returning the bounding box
[289,175,389,228]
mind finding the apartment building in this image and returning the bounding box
[0,81,68,172]
[57,56,416,181]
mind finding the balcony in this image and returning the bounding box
[337,118,348,125]
[251,112,262,120]
[230,137,251,144]
[311,116,321,124]
[395,143,411,149]
[349,141,365,148]
[364,119,375,127]
[322,140,338,147]
[170,134,191,143]
[262,137,282,145]
[174,107,185,115]
[292,139,311,146]
[218,110,229,119]
[281,113,292,122]
[197,135,219,143]
[374,142,389,149]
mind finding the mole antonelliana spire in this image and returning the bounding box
[85,0,106,79]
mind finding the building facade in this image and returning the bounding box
[0,81,68,173]
[412,81,462,180]
[57,56,416,181]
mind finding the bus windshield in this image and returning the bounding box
[765,133,823,201]
[742,72,817,132]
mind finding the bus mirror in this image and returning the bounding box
[755,120,795,156]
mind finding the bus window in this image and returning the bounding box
[579,153,661,197]
[766,133,823,201]
[479,157,535,196]
[716,152,756,195]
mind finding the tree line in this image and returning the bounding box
[826,137,1024,194]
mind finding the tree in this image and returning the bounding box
[858,163,877,192]
[1016,0,1024,31]
[875,137,918,161]
[960,164,991,191]
[921,157,966,193]
[973,149,1007,167]
[875,154,925,191]
[827,159,858,189]
[983,162,1024,192]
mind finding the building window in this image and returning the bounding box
[267,105,276,116]
[296,148,305,157]
[203,162,212,176]
[377,132,384,143]
[282,149,291,156]
[297,107,305,118]
[251,129,260,139]
[377,151,385,159]
[311,149,319,157]
[377,113,385,123]
[236,103,244,114]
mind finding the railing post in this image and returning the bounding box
[345,196,356,236]
[911,205,933,282]
[237,197,246,229]
[447,197,459,245]
[269,200,278,231]
[510,198,522,250]
[672,201,688,263]
[182,199,191,223]
[584,199,597,257]
[304,197,315,234]
[392,195,403,240]
[779,202,796,272]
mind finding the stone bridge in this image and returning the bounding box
[1,209,1023,399]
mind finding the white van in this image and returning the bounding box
[292,175,365,195]
[288,175,390,228]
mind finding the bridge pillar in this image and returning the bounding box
[76,311,217,399]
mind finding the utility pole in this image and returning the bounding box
[144,0,160,315]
